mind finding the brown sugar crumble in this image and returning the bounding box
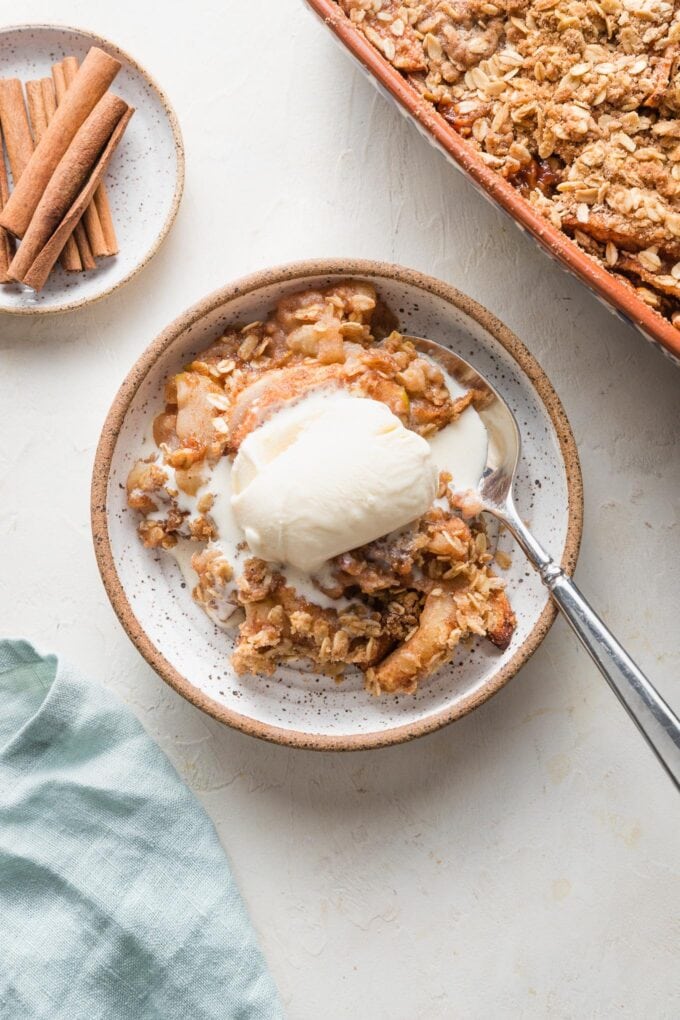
[337,0,680,326]
[126,282,516,695]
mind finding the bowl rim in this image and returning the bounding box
[91,258,584,751]
[303,0,680,363]
[0,22,185,316]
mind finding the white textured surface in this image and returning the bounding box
[1,1,679,1017]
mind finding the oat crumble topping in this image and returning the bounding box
[127,282,515,695]
[338,0,680,325]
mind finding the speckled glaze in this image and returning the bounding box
[0,24,184,315]
[91,260,583,750]
[304,0,680,366]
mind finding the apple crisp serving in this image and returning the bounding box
[337,0,680,327]
[126,282,515,695]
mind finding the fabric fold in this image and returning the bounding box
[0,640,282,1020]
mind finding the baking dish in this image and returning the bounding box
[304,0,680,366]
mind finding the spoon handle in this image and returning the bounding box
[501,506,680,792]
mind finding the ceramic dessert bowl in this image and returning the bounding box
[0,24,184,314]
[91,259,583,750]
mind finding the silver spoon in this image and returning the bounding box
[411,335,680,791]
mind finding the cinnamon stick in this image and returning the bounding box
[0,143,13,281]
[0,79,34,184]
[32,76,86,272]
[0,46,121,238]
[8,91,128,281]
[22,108,133,292]
[63,54,117,259]
[27,78,83,271]
[57,59,108,259]
[40,78,54,115]
[93,185,118,255]
[0,79,32,279]
[50,65,94,271]
[25,80,47,138]
[9,99,133,290]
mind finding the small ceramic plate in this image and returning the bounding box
[92,260,583,750]
[0,24,184,314]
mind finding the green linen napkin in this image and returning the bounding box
[0,640,283,1020]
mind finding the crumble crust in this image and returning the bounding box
[338,0,680,326]
[127,282,516,694]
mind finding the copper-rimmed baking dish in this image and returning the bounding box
[304,0,680,366]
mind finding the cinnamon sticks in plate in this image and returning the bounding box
[0,45,133,291]
[0,46,121,238]
[11,95,133,290]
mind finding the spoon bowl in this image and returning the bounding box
[411,336,520,513]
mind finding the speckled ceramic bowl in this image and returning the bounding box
[92,260,583,750]
[0,24,184,314]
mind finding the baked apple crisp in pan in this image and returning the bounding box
[337,0,680,327]
[126,282,516,696]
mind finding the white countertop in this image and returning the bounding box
[2,1,679,1016]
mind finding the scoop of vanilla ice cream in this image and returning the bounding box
[231,391,438,573]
